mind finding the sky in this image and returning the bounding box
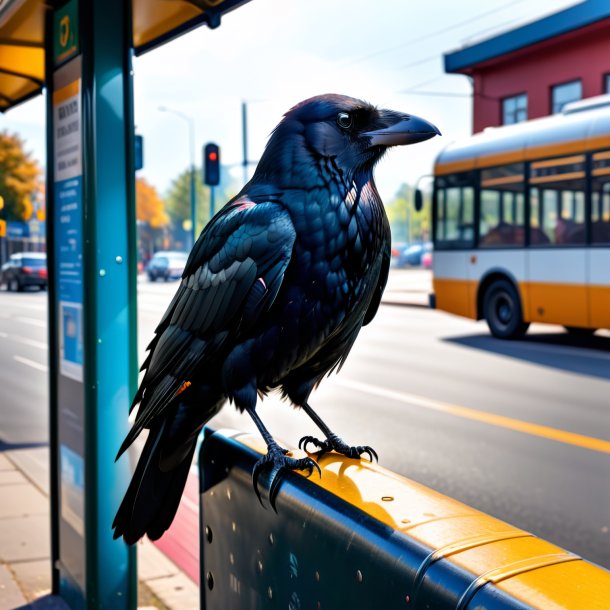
[1,0,580,205]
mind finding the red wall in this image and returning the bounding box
[470,20,610,133]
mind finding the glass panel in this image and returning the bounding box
[530,155,586,244]
[551,80,582,113]
[605,74,610,94]
[435,173,475,248]
[479,164,525,247]
[502,94,527,125]
[592,150,610,243]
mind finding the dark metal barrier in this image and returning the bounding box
[199,428,610,609]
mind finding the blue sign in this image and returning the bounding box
[7,221,30,238]
[55,176,83,381]
[55,176,83,303]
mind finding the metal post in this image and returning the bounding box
[242,101,248,185]
[159,107,197,249]
[210,185,216,218]
[48,0,137,607]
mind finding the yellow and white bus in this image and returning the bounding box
[428,95,610,339]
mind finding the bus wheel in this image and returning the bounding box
[564,326,596,336]
[483,279,529,339]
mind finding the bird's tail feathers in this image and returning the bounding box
[112,419,197,545]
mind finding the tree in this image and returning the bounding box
[0,130,41,222]
[136,177,169,228]
[385,182,432,243]
[165,167,210,236]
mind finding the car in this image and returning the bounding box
[422,249,433,269]
[1,252,47,291]
[146,251,188,282]
[391,242,433,268]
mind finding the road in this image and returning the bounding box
[1,269,609,583]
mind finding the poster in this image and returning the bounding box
[54,77,83,382]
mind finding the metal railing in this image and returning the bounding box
[198,428,610,609]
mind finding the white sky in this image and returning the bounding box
[1,0,580,203]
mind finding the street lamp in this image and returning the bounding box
[158,105,196,250]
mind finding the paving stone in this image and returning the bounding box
[10,559,52,601]
[0,483,48,519]
[0,454,14,471]
[0,563,27,610]
[144,573,198,610]
[0,470,28,486]
[0,514,50,563]
[138,540,180,582]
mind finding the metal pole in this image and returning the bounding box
[188,119,196,247]
[210,186,216,219]
[242,101,248,185]
[159,107,197,249]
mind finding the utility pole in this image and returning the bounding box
[159,106,197,249]
[242,101,248,185]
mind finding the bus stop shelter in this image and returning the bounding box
[0,1,249,608]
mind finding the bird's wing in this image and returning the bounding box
[118,199,296,457]
[362,240,391,326]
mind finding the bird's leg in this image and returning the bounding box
[246,406,321,509]
[298,402,378,462]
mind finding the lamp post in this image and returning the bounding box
[158,106,196,250]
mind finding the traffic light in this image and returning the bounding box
[204,143,220,186]
[134,134,143,171]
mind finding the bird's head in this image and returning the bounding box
[253,94,440,187]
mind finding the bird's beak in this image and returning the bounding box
[364,112,441,147]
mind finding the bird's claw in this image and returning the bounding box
[252,443,321,509]
[299,433,378,463]
[298,435,327,453]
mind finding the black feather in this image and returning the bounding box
[113,94,437,543]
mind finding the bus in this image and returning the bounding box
[425,94,610,339]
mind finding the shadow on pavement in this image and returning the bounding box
[0,439,48,452]
[445,332,610,381]
[12,595,70,610]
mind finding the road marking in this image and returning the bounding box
[0,332,47,350]
[14,316,46,328]
[13,355,48,373]
[337,378,610,455]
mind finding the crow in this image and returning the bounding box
[113,94,440,544]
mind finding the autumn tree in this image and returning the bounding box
[136,177,169,227]
[0,130,41,222]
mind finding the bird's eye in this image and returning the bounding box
[337,112,353,129]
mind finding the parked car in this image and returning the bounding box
[391,242,433,268]
[146,251,188,281]
[422,248,433,269]
[1,252,47,291]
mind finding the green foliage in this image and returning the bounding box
[0,130,41,222]
[165,168,210,235]
[385,182,432,243]
[165,166,241,236]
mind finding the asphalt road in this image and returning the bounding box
[1,269,609,574]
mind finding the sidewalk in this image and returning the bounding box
[381,267,432,308]
[0,449,198,610]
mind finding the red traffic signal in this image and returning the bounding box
[204,143,220,186]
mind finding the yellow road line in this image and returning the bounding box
[337,379,610,455]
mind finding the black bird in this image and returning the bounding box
[113,94,440,544]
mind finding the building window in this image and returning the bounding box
[502,94,527,125]
[605,74,610,94]
[551,80,582,113]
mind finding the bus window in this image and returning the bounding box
[479,163,525,247]
[591,150,610,244]
[530,155,586,245]
[434,173,475,249]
